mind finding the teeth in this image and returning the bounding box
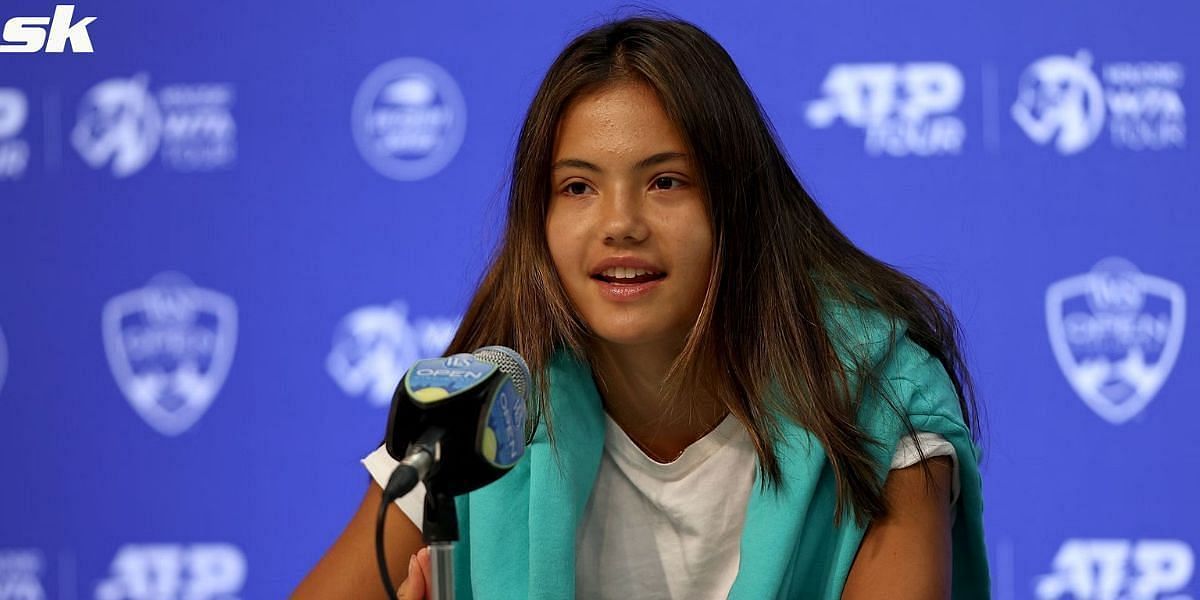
[600,267,657,279]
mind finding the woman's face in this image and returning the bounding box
[546,80,713,350]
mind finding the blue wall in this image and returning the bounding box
[1,1,1196,598]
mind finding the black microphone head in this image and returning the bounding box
[386,345,533,497]
[472,345,531,399]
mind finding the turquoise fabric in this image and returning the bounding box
[451,305,990,598]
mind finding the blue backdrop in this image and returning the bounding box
[1,1,1196,598]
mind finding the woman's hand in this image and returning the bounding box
[400,547,433,600]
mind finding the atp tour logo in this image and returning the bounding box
[1036,539,1194,599]
[0,5,95,54]
[0,549,46,600]
[1013,51,1186,154]
[327,301,459,406]
[72,74,236,177]
[0,88,30,180]
[1046,258,1186,424]
[351,57,467,181]
[102,273,238,436]
[804,62,966,156]
[95,544,246,600]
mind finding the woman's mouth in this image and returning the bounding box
[592,267,667,284]
[590,268,667,300]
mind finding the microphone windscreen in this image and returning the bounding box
[472,345,531,400]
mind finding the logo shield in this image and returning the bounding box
[102,273,238,435]
[1046,258,1186,424]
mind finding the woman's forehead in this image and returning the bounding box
[552,81,690,168]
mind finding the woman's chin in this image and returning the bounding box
[587,322,689,351]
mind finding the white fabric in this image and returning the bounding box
[574,413,756,600]
[360,416,959,600]
[362,446,429,529]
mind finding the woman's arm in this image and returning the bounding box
[842,456,955,600]
[293,481,428,599]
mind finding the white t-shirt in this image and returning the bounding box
[361,414,958,600]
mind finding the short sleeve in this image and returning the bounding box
[361,444,428,532]
[891,432,960,506]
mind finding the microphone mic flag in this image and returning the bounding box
[384,345,531,497]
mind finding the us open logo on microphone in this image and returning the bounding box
[102,273,238,436]
[1045,258,1186,424]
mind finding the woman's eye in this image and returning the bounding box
[653,176,682,190]
[563,182,592,196]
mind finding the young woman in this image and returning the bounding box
[296,14,988,600]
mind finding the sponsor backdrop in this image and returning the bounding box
[0,0,1196,598]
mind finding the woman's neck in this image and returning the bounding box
[589,340,728,462]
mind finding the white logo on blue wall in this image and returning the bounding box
[0,88,31,180]
[1014,51,1186,154]
[1012,51,1106,155]
[1046,258,1186,424]
[327,302,459,406]
[72,75,237,177]
[805,62,966,156]
[157,84,238,171]
[352,58,466,181]
[95,543,246,600]
[72,74,162,177]
[1036,538,1194,599]
[0,549,46,600]
[102,273,238,436]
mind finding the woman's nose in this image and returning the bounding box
[601,184,649,244]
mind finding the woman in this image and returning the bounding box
[296,14,988,600]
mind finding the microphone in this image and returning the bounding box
[382,345,531,500]
[374,346,531,600]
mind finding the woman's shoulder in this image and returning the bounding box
[821,298,963,422]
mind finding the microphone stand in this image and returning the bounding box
[423,488,459,600]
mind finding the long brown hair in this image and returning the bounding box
[445,13,978,525]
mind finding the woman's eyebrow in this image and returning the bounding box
[634,151,688,171]
[551,151,689,173]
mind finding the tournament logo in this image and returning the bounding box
[326,301,459,406]
[72,74,162,177]
[1012,51,1106,155]
[1046,258,1186,424]
[805,62,966,156]
[351,57,467,181]
[102,273,238,436]
[156,84,238,171]
[95,543,246,600]
[0,88,30,180]
[72,74,236,177]
[1104,60,1187,150]
[0,549,46,600]
[1036,538,1194,599]
[1013,51,1186,154]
